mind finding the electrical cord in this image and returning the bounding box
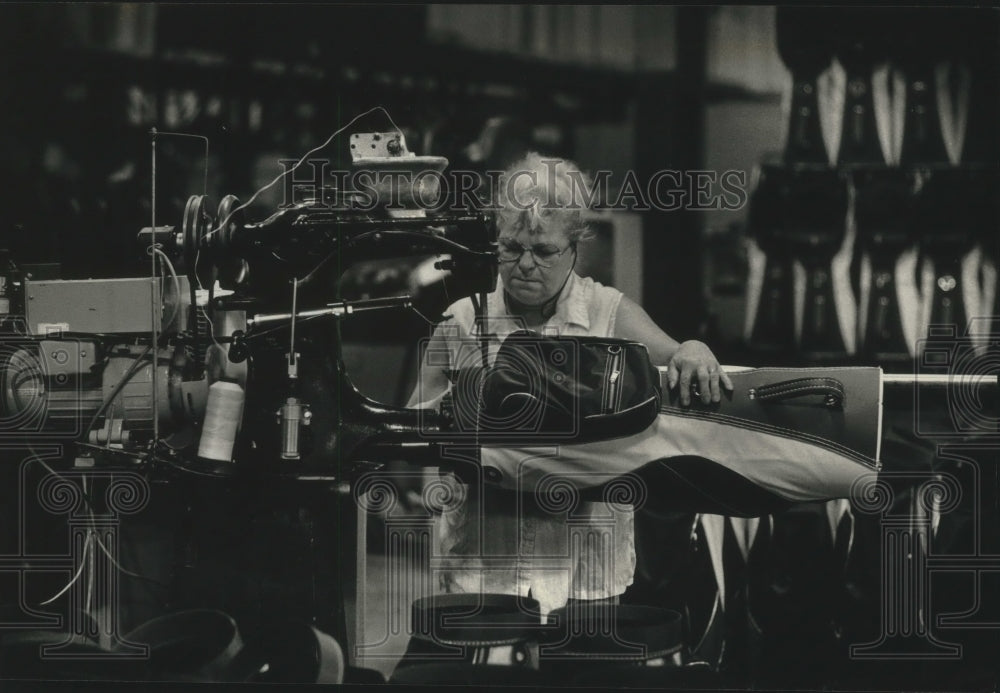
[79,247,184,447]
[75,442,150,463]
[93,533,171,590]
[149,245,181,331]
[80,245,187,442]
[39,533,92,606]
[295,251,339,286]
[83,474,95,616]
[21,447,94,607]
[199,302,223,351]
[80,343,154,445]
[25,447,170,606]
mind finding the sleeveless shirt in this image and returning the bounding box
[427,272,634,615]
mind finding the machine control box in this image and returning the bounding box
[25,277,164,335]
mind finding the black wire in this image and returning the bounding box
[155,453,234,480]
[296,250,339,286]
[75,442,150,464]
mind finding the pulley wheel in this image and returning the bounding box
[216,195,248,289]
[181,194,215,289]
[216,195,245,253]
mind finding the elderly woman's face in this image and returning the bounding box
[497,215,576,307]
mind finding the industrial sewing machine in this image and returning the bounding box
[0,130,505,676]
[1,131,498,478]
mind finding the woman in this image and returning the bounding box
[408,153,732,615]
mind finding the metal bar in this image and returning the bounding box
[882,374,999,387]
[250,306,341,328]
[249,296,412,329]
[327,295,414,312]
[150,130,159,449]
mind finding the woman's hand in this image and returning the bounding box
[666,340,734,406]
[612,297,734,405]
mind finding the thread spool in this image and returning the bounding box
[198,381,244,462]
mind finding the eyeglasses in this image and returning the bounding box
[497,240,575,268]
